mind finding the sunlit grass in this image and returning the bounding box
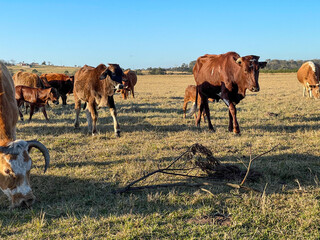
[1,73,320,239]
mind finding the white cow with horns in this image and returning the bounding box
[0,62,50,208]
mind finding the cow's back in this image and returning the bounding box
[41,73,69,82]
[13,71,43,88]
[0,63,18,143]
[194,52,240,86]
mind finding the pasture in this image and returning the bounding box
[1,73,320,239]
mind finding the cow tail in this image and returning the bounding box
[188,86,198,117]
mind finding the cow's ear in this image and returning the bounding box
[99,69,111,80]
[259,62,267,69]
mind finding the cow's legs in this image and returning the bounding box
[18,108,24,121]
[74,94,81,128]
[17,100,24,121]
[108,96,120,137]
[196,102,204,127]
[61,95,67,105]
[41,107,49,121]
[29,105,35,121]
[87,101,98,135]
[182,100,188,118]
[229,103,240,134]
[203,98,214,131]
[85,109,93,133]
[132,87,135,98]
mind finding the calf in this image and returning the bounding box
[74,64,124,136]
[190,52,267,134]
[183,85,214,121]
[15,86,59,121]
[120,70,137,99]
[297,61,320,98]
[40,73,74,105]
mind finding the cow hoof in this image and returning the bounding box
[233,131,241,135]
[115,131,120,138]
[209,127,216,132]
[74,123,79,128]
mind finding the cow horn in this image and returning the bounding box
[236,58,242,64]
[27,140,50,173]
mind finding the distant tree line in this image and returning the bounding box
[136,59,320,74]
[3,58,320,75]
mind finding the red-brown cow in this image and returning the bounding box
[73,64,124,136]
[183,85,214,120]
[297,61,320,98]
[120,70,137,99]
[40,73,74,105]
[0,63,50,208]
[15,86,59,121]
[189,52,267,134]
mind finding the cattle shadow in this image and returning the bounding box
[252,123,320,133]
[0,152,319,229]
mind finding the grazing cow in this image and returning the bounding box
[13,71,49,88]
[40,73,74,105]
[120,70,137,99]
[189,52,267,134]
[0,63,50,208]
[73,64,124,136]
[183,85,214,120]
[297,61,320,98]
[15,86,59,121]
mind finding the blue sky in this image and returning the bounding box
[1,0,319,69]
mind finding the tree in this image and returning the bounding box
[42,61,46,65]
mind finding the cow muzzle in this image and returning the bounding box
[250,87,260,92]
[11,191,36,209]
[114,84,123,91]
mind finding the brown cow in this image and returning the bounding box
[297,61,320,98]
[73,64,124,136]
[189,52,267,134]
[13,71,49,88]
[15,86,59,121]
[40,73,74,105]
[120,70,137,99]
[0,63,50,208]
[183,85,214,120]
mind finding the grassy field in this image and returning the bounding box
[1,73,320,239]
[8,65,80,75]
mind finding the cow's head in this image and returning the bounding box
[48,87,59,105]
[0,140,50,208]
[236,55,267,92]
[99,64,125,91]
[306,82,320,98]
[66,76,74,94]
[97,64,125,108]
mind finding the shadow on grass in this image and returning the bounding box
[0,151,319,228]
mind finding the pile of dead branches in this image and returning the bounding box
[114,143,278,194]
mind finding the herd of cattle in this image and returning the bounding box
[0,51,319,209]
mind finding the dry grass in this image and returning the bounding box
[1,73,320,239]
